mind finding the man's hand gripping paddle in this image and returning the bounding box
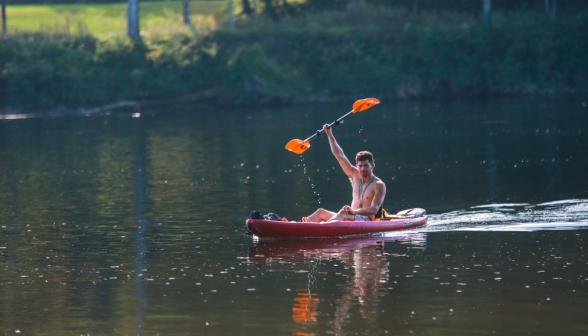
[285,98,380,154]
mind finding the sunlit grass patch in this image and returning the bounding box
[5,1,225,37]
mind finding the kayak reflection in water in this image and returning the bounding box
[247,235,427,335]
[303,124,386,223]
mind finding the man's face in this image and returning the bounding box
[356,160,374,177]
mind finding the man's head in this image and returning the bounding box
[355,151,375,177]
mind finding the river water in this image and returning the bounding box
[0,96,587,335]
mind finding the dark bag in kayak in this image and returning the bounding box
[250,210,264,219]
[249,210,282,221]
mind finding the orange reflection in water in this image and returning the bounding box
[248,234,426,336]
[293,289,319,325]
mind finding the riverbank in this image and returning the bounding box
[1,7,587,109]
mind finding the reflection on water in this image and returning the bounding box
[249,234,427,336]
[331,244,387,334]
[244,228,588,336]
[293,289,318,336]
[133,143,149,335]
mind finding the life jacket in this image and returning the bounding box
[375,206,387,221]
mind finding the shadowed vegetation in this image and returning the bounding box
[0,3,587,108]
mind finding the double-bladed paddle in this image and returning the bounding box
[285,98,380,154]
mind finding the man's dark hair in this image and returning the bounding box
[355,151,374,164]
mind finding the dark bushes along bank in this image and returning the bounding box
[1,11,587,108]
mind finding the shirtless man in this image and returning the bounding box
[303,124,386,223]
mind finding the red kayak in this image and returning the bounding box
[246,216,428,238]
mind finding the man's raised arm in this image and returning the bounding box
[323,124,356,178]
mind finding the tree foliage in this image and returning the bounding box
[253,0,588,20]
[1,11,586,108]
[259,0,303,21]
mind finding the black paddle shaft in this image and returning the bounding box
[304,110,355,142]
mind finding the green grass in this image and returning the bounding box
[5,1,227,37]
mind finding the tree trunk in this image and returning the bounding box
[253,0,257,17]
[551,0,557,17]
[483,0,491,22]
[183,0,190,25]
[545,0,550,15]
[127,0,140,38]
[229,0,235,31]
[1,0,6,38]
[241,0,252,16]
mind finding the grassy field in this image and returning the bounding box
[5,1,228,37]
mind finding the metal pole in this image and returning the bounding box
[127,0,140,38]
[183,0,191,25]
[304,110,355,142]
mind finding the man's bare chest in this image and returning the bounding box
[353,181,377,199]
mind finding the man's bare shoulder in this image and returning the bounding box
[374,178,386,190]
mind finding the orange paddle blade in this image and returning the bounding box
[285,139,311,154]
[352,98,380,113]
